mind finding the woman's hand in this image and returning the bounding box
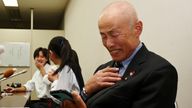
[4,86,15,93]
[48,72,59,82]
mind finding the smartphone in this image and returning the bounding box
[50,90,73,102]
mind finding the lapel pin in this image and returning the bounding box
[123,70,136,80]
[129,71,135,76]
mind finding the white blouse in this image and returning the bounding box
[45,65,80,93]
[23,64,53,98]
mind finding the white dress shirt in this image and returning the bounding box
[24,63,53,98]
[49,65,80,93]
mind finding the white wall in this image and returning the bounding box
[64,0,192,107]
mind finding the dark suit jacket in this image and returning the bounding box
[86,44,178,108]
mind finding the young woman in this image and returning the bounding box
[4,47,53,108]
[44,36,84,93]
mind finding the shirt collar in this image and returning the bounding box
[121,42,143,68]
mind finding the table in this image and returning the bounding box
[0,92,31,107]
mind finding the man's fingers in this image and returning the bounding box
[102,75,121,82]
[102,72,121,77]
[99,67,119,73]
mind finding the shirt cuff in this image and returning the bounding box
[43,74,52,85]
[51,80,58,91]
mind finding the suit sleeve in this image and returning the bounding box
[132,64,178,108]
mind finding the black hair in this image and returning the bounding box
[33,47,50,64]
[48,36,84,90]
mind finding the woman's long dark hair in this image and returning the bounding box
[48,36,84,90]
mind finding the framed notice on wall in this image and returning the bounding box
[0,42,30,67]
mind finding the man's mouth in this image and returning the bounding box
[109,49,121,54]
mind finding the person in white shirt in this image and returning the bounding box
[46,36,84,93]
[4,47,53,108]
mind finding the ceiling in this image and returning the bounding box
[0,0,68,29]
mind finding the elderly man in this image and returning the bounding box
[63,1,178,108]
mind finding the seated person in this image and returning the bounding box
[61,1,177,108]
[4,47,54,108]
[42,36,84,107]
[44,36,84,93]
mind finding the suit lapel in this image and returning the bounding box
[122,44,149,80]
[87,43,150,107]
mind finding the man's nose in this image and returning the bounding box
[106,38,115,48]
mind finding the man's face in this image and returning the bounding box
[99,15,138,62]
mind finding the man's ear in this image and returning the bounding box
[134,20,143,37]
